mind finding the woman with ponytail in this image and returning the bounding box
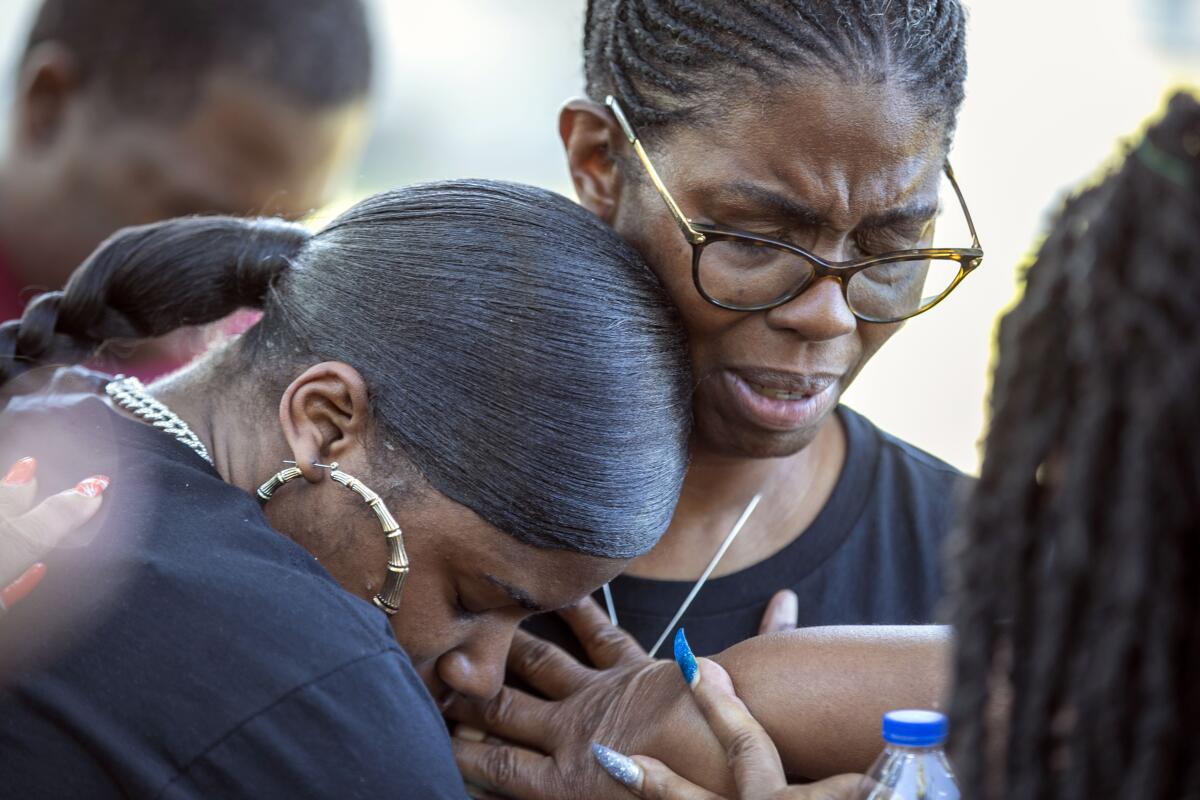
[0,179,691,798]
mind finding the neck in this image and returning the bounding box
[149,351,285,499]
[145,358,384,607]
[624,412,847,580]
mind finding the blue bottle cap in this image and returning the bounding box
[881,709,948,747]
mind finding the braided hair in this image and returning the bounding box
[0,180,692,560]
[583,0,968,138]
[949,92,1200,799]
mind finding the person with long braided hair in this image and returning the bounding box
[948,91,1200,799]
[454,2,975,795]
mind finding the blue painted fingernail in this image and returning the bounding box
[591,742,643,788]
[674,628,699,687]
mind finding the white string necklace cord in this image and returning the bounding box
[603,493,763,658]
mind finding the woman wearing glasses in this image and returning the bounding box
[591,91,1200,800]
[526,0,978,659]
[453,2,981,797]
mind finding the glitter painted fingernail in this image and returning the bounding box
[674,628,699,687]
[73,475,110,498]
[591,743,643,789]
[2,457,36,487]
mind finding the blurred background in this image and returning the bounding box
[1,0,1195,472]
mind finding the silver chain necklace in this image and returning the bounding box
[603,493,762,657]
[105,376,213,466]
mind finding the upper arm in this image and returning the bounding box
[157,651,466,800]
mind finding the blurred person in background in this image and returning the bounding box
[0,0,372,378]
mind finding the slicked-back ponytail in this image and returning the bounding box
[0,180,692,561]
[0,216,310,387]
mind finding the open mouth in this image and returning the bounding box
[723,370,841,432]
[744,381,817,402]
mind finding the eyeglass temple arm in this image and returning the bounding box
[943,162,982,251]
[606,96,707,245]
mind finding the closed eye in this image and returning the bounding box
[455,594,482,620]
[855,221,934,256]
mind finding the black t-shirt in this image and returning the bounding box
[0,371,465,799]
[526,406,968,658]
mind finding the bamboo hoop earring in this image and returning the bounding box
[256,460,409,615]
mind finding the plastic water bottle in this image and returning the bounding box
[854,709,960,800]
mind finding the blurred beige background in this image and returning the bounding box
[1,0,1196,472]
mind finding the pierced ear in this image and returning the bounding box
[559,98,626,225]
[15,42,81,149]
[277,362,372,483]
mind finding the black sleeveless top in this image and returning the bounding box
[525,405,968,659]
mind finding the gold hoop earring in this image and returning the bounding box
[256,460,409,616]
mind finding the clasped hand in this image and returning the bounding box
[448,598,859,800]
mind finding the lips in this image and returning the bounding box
[733,368,839,397]
[722,368,841,431]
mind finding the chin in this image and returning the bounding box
[698,415,827,459]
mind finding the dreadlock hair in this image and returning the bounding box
[948,91,1200,800]
[582,0,968,140]
[21,0,372,115]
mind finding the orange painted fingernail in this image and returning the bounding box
[2,457,36,486]
[1,563,47,609]
[73,475,110,498]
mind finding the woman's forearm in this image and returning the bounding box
[712,626,952,779]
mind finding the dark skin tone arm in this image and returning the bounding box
[713,624,950,777]
[612,657,862,800]
[449,599,949,799]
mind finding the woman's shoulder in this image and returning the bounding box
[157,647,462,799]
[0,482,452,795]
[837,405,970,513]
[0,369,451,794]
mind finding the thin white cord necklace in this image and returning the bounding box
[603,493,762,658]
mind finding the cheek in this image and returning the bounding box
[846,320,903,381]
[620,217,738,378]
[384,559,465,664]
[388,604,449,662]
[860,319,902,355]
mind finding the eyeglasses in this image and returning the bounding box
[605,96,985,323]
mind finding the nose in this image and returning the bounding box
[434,624,513,702]
[764,275,858,342]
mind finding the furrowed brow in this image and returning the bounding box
[714,182,828,227]
[860,203,940,230]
